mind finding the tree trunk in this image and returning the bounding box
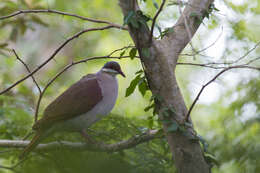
[119,0,214,172]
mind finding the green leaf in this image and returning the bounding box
[169,107,176,114]
[164,28,174,34]
[140,14,151,22]
[144,103,155,112]
[167,122,179,132]
[162,108,169,117]
[139,13,151,26]
[123,11,135,25]
[120,50,126,57]
[141,48,150,58]
[125,74,141,97]
[213,7,220,11]
[150,94,163,102]
[160,119,171,124]
[138,78,149,96]
[129,48,137,59]
[204,11,210,19]
[204,153,219,166]
[148,116,154,129]
[130,18,140,28]
[197,134,209,152]
[135,69,144,75]
[152,0,159,9]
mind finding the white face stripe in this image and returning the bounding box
[102,68,118,74]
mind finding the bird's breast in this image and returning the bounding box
[61,74,118,131]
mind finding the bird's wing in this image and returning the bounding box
[33,73,103,130]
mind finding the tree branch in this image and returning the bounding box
[0,25,115,95]
[149,0,166,43]
[167,0,214,58]
[0,9,127,30]
[0,130,161,152]
[12,49,42,94]
[184,65,260,122]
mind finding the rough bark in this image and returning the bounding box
[118,0,214,172]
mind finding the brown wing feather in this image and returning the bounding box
[33,74,103,130]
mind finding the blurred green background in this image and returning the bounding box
[0,0,260,172]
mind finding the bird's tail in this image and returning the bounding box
[19,132,43,159]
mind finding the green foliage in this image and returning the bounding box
[161,27,174,39]
[129,47,137,59]
[141,47,150,58]
[152,0,159,9]
[231,20,247,40]
[123,11,136,26]
[167,122,179,132]
[138,77,149,96]
[0,0,260,173]
[125,69,149,97]
[225,1,249,14]
[123,10,151,29]
[125,74,142,97]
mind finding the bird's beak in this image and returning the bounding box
[118,69,126,77]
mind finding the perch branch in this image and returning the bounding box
[0,130,161,152]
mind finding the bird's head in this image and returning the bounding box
[101,61,125,77]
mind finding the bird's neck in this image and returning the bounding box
[98,69,117,78]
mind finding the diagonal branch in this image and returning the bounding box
[184,65,260,122]
[0,25,115,96]
[12,49,42,94]
[0,9,127,30]
[149,0,166,43]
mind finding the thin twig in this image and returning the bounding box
[177,62,223,69]
[0,9,127,30]
[182,26,223,57]
[0,25,115,96]
[149,0,166,44]
[179,41,260,68]
[232,41,260,64]
[107,45,135,57]
[12,49,42,94]
[184,65,260,122]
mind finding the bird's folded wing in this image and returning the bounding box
[33,74,103,130]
